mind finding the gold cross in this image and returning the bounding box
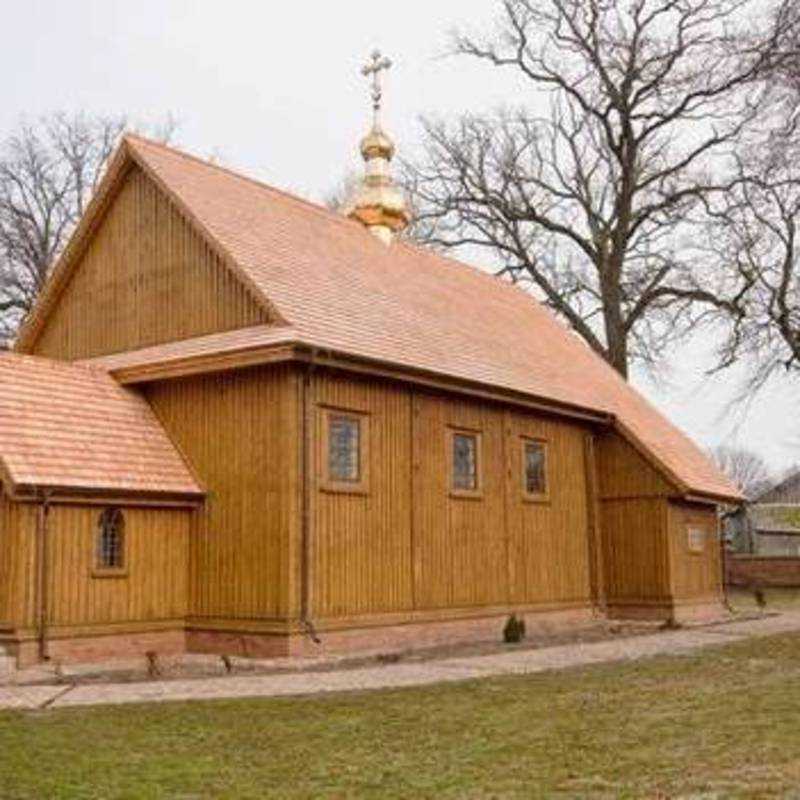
[362,50,393,117]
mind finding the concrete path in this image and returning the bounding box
[3,612,799,712]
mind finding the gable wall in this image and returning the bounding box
[28,164,270,360]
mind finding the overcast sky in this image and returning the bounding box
[2,0,797,474]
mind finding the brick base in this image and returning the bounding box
[187,606,597,659]
[606,598,728,625]
[726,556,800,588]
[673,599,730,624]
[4,597,730,669]
[13,630,186,669]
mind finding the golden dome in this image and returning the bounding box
[360,126,396,161]
[345,49,411,243]
[348,181,410,233]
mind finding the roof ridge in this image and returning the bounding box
[124,133,368,234]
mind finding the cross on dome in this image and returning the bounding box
[344,49,410,244]
[362,50,393,122]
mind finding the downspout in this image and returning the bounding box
[36,490,53,662]
[300,353,321,644]
[720,506,735,612]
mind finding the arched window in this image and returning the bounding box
[97,508,125,571]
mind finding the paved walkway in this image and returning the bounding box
[2,612,799,712]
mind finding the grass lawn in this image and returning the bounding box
[3,633,800,799]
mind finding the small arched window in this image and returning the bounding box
[96,508,125,571]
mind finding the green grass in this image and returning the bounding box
[4,633,800,799]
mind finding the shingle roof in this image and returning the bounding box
[81,325,298,375]
[117,136,738,502]
[18,134,741,502]
[0,353,203,498]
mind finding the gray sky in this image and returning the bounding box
[2,0,797,475]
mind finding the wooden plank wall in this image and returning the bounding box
[595,433,672,603]
[311,371,594,621]
[667,502,722,602]
[144,364,300,624]
[29,165,270,360]
[0,494,35,629]
[599,498,669,603]
[313,373,414,618]
[45,505,190,630]
[506,409,593,608]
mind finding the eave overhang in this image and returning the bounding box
[84,334,744,507]
[6,482,205,508]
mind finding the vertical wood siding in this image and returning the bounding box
[505,411,592,607]
[145,365,299,622]
[45,505,190,627]
[411,394,508,610]
[30,165,269,360]
[600,499,670,601]
[0,495,35,628]
[311,371,596,620]
[312,372,414,617]
[596,433,672,602]
[596,433,673,499]
[667,502,722,601]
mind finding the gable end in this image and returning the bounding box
[18,153,278,360]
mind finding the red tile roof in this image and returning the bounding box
[81,325,298,375]
[119,136,738,502]
[0,353,203,499]
[19,134,741,502]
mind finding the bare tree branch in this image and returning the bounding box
[0,112,178,346]
[403,0,796,377]
[710,444,773,499]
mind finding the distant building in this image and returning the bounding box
[757,471,800,505]
[726,470,800,555]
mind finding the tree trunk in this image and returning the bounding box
[605,325,629,380]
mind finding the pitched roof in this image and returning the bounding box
[0,353,203,499]
[21,135,741,503]
[756,471,800,504]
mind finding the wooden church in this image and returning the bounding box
[0,56,740,666]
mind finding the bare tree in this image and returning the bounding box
[770,0,800,99]
[0,112,177,346]
[404,0,794,378]
[704,1,800,391]
[705,160,800,390]
[710,445,773,499]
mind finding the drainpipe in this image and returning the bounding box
[36,490,53,661]
[720,505,737,611]
[300,353,321,644]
